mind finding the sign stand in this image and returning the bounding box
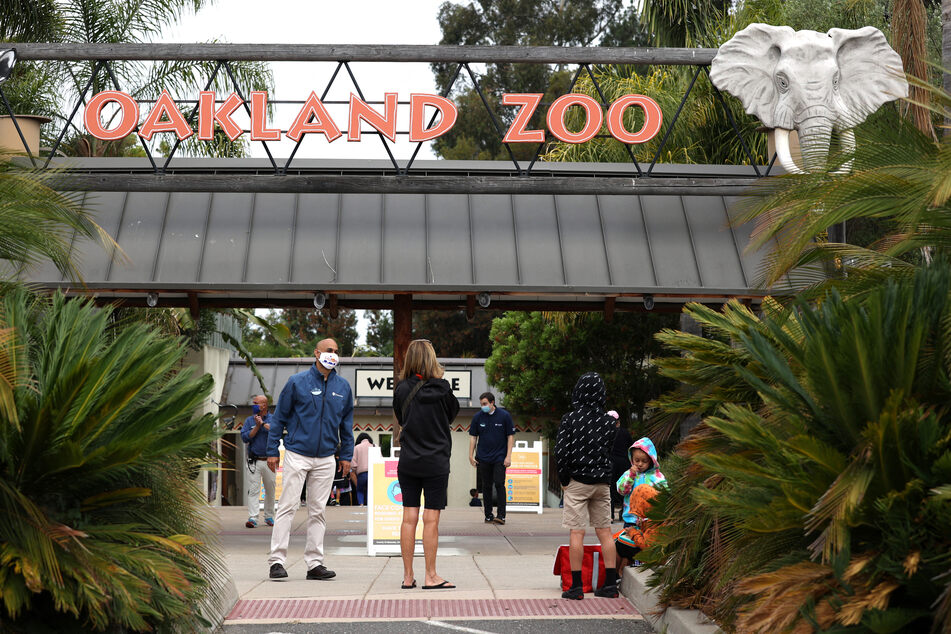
[366,446,423,556]
[505,440,544,514]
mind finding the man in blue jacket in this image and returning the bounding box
[241,394,276,528]
[266,338,354,581]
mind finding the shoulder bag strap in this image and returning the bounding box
[401,379,427,423]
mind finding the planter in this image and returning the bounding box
[0,114,52,156]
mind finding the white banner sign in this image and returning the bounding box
[355,369,471,399]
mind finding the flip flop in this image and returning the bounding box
[422,580,456,589]
[401,580,416,589]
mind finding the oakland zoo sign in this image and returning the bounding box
[82,90,664,145]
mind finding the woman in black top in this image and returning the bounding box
[392,339,460,590]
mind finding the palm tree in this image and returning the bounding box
[0,289,228,632]
[0,163,118,281]
[646,264,951,632]
[732,86,950,297]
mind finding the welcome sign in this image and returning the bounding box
[82,90,663,145]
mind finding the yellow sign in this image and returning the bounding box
[366,447,422,556]
[259,445,285,505]
[505,440,544,513]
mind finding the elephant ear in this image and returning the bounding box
[710,23,795,129]
[829,27,908,128]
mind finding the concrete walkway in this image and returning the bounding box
[214,505,651,630]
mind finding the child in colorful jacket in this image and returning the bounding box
[614,437,666,571]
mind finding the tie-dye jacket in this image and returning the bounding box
[616,437,666,525]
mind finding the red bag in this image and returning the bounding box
[552,544,606,592]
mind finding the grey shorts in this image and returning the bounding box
[562,479,612,530]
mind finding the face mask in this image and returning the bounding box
[481,405,492,413]
[318,352,339,370]
[252,404,261,414]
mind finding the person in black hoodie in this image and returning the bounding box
[393,339,460,590]
[553,371,620,600]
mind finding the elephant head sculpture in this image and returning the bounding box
[710,24,908,173]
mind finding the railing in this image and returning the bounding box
[5,43,772,195]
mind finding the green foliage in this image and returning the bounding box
[242,308,359,358]
[361,309,394,357]
[645,266,951,632]
[486,311,677,436]
[0,289,227,632]
[431,0,643,161]
[414,310,497,358]
[733,92,950,295]
[0,163,118,282]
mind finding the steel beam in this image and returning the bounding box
[51,173,758,196]
[13,43,718,66]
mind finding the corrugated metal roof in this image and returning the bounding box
[25,159,775,307]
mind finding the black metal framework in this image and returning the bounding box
[3,43,776,193]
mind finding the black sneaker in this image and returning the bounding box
[491,517,505,525]
[594,584,619,598]
[562,586,584,600]
[269,563,288,579]
[306,564,336,580]
[484,517,494,523]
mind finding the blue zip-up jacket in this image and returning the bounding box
[241,412,273,458]
[267,365,354,461]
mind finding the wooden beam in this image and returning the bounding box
[391,294,413,446]
[50,174,758,196]
[466,295,476,321]
[188,292,199,320]
[328,293,339,319]
[604,296,616,323]
[13,43,718,66]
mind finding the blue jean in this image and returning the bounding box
[356,471,368,505]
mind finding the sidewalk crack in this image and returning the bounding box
[472,555,496,599]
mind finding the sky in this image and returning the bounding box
[159,0,451,163]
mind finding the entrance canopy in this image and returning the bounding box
[25,158,777,312]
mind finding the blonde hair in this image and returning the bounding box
[399,339,444,382]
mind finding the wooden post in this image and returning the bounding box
[392,294,412,446]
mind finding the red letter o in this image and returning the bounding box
[607,95,663,144]
[546,94,603,144]
[84,91,139,141]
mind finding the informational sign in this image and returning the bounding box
[366,446,422,556]
[355,369,471,400]
[258,444,285,512]
[505,440,544,513]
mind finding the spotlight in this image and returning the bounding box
[643,294,654,311]
[0,49,16,85]
[146,292,159,308]
[313,292,327,310]
[476,292,491,308]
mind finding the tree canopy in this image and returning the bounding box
[242,309,359,358]
[485,311,677,436]
[431,0,644,161]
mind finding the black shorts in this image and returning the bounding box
[397,471,449,510]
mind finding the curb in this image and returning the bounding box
[620,566,723,634]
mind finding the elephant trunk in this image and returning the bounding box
[796,106,835,172]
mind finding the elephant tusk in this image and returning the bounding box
[831,129,855,174]
[774,128,804,174]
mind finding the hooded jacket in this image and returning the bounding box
[616,436,666,524]
[553,372,615,486]
[393,375,460,478]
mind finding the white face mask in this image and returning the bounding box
[318,351,339,370]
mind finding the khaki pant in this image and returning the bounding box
[268,451,335,569]
[245,458,276,521]
[561,479,612,530]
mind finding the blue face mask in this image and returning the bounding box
[481,405,492,413]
